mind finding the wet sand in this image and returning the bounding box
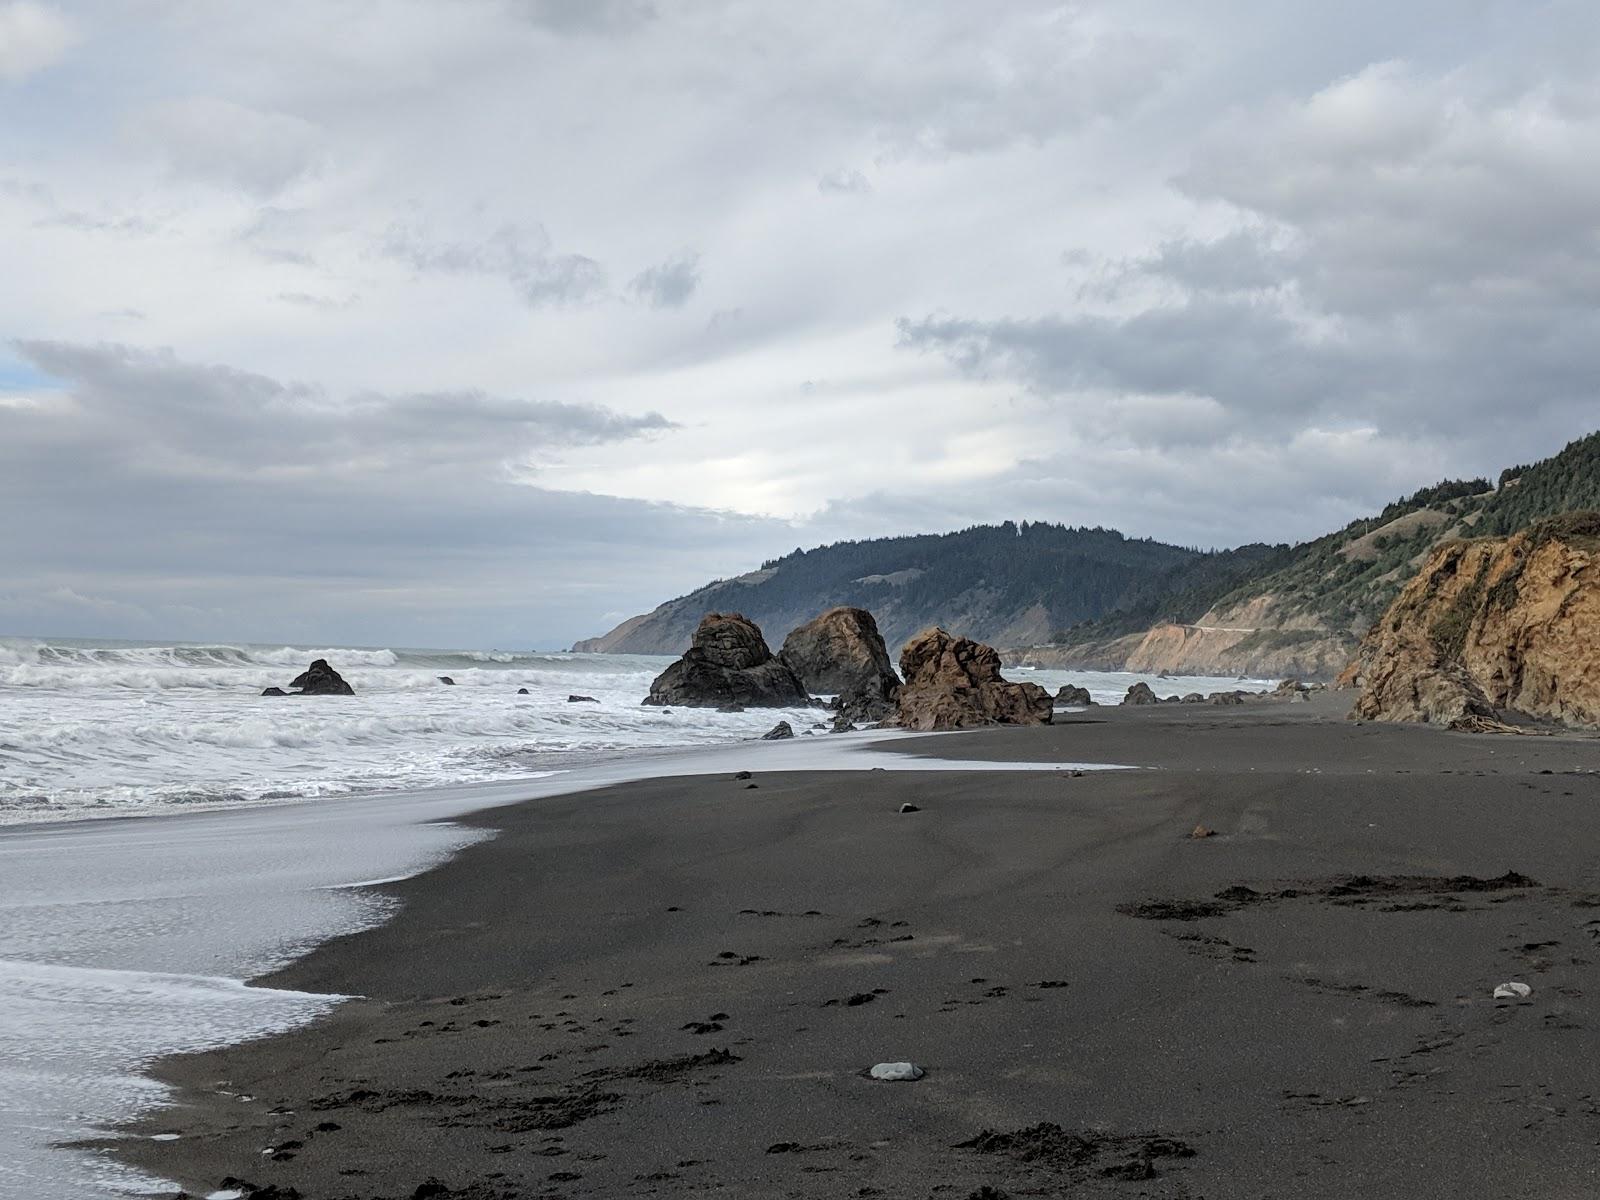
[108,694,1600,1198]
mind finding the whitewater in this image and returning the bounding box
[0,635,1268,826]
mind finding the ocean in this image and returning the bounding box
[0,635,1271,827]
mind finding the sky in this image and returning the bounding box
[3,0,1599,649]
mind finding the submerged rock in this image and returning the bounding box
[287,658,354,696]
[438,675,455,686]
[643,613,809,709]
[568,694,598,703]
[517,687,530,694]
[260,686,287,697]
[891,627,1052,731]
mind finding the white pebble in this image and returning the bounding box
[1492,981,1532,1000]
[869,1061,925,1081]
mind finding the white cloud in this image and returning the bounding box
[0,1,75,82]
[129,97,325,195]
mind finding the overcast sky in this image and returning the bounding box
[3,1,1598,648]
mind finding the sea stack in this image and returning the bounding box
[643,613,809,708]
[890,627,1052,731]
[780,606,900,722]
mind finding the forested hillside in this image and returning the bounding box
[574,521,1214,654]
[580,432,1600,676]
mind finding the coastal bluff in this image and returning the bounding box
[1344,513,1600,730]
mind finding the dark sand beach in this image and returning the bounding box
[110,694,1600,1198]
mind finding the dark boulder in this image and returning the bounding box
[891,627,1052,731]
[1181,693,1205,704]
[568,694,598,703]
[1121,682,1159,706]
[643,613,809,708]
[780,607,900,720]
[438,676,455,686]
[761,721,794,740]
[260,686,287,697]
[517,687,530,694]
[1054,684,1093,706]
[288,659,354,696]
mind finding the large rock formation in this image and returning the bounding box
[891,627,1052,731]
[780,606,900,721]
[285,658,354,696]
[1345,514,1600,730]
[643,613,810,709]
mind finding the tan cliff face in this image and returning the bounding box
[1346,514,1600,729]
[1014,594,1354,680]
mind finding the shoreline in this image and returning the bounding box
[3,726,1123,1200]
[100,695,1600,1199]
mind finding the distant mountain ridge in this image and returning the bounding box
[574,523,1263,656]
[578,432,1600,678]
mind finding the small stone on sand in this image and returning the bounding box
[869,1061,925,1081]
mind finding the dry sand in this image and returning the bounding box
[107,694,1600,1198]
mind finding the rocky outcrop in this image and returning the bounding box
[286,658,354,696]
[1121,682,1160,706]
[890,627,1052,731]
[643,613,810,709]
[1346,514,1600,730]
[780,606,901,717]
[1054,684,1093,706]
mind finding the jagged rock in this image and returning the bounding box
[1347,514,1600,730]
[568,694,598,703]
[1121,682,1159,706]
[1207,690,1247,705]
[890,627,1052,731]
[761,721,794,740]
[517,687,530,694]
[1054,684,1094,706]
[260,686,287,697]
[899,803,921,813]
[1189,824,1216,839]
[288,658,354,696]
[831,714,856,733]
[438,676,455,686]
[1273,678,1307,697]
[782,606,901,721]
[643,613,809,708]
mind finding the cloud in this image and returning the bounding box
[13,341,674,473]
[382,221,606,307]
[817,168,871,195]
[129,97,325,195]
[628,252,700,309]
[0,1,75,82]
[899,56,1600,472]
[514,0,656,35]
